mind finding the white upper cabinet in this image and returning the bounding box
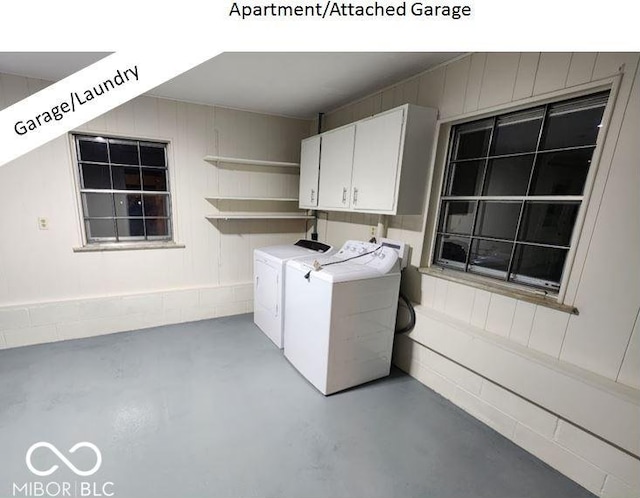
[351,108,404,212]
[299,104,437,215]
[298,136,321,208]
[317,125,356,210]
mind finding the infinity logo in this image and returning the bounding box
[25,442,102,477]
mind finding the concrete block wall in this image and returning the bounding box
[0,283,253,349]
[393,332,640,497]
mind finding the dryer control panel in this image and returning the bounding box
[294,239,332,253]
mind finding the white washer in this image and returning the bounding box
[283,240,402,395]
[254,239,333,348]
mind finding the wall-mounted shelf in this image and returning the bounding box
[206,196,299,202]
[204,154,306,227]
[206,214,313,221]
[203,155,299,168]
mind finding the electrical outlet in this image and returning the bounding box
[37,217,49,230]
[370,226,376,237]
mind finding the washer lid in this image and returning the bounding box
[288,247,400,283]
[313,262,387,283]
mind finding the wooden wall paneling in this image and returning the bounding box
[566,53,597,87]
[512,52,540,101]
[532,53,572,96]
[463,53,487,113]
[478,52,520,109]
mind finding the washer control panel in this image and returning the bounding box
[336,240,399,274]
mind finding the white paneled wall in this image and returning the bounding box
[421,275,576,360]
[512,52,539,100]
[478,52,521,109]
[485,294,516,338]
[393,324,640,498]
[618,311,640,389]
[560,60,640,380]
[0,72,311,347]
[322,53,640,496]
[509,301,536,346]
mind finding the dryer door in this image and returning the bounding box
[253,257,282,347]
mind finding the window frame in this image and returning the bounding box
[69,132,178,249]
[422,77,620,306]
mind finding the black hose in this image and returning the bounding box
[396,292,416,334]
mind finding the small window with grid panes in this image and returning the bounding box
[74,135,172,243]
[434,91,609,291]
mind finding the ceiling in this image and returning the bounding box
[0,53,111,81]
[0,52,461,118]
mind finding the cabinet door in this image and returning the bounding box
[351,108,404,212]
[298,136,321,208]
[318,125,356,209]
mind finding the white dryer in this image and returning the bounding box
[253,239,333,348]
[283,240,402,395]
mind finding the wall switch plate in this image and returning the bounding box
[37,217,49,230]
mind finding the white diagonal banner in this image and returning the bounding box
[0,50,218,167]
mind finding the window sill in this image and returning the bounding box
[418,265,579,315]
[73,241,186,253]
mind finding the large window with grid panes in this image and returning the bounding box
[74,135,172,243]
[433,91,609,292]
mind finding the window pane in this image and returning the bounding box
[145,218,169,237]
[81,163,111,189]
[78,139,108,163]
[114,194,143,217]
[109,141,139,165]
[116,218,145,238]
[483,155,534,196]
[435,235,469,266]
[112,166,141,190]
[83,193,113,218]
[541,98,607,150]
[140,145,166,167]
[439,201,475,235]
[446,160,484,196]
[142,168,167,191]
[474,202,521,240]
[469,239,513,277]
[491,108,544,156]
[518,202,580,247]
[529,148,593,196]
[75,134,172,245]
[143,194,168,217]
[511,245,568,288]
[85,219,115,240]
[453,121,492,160]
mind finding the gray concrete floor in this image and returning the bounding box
[1,313,594,498]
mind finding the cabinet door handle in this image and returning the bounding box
[342,187,347,204]
[353,187,358,205]
[311,189,315,202]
